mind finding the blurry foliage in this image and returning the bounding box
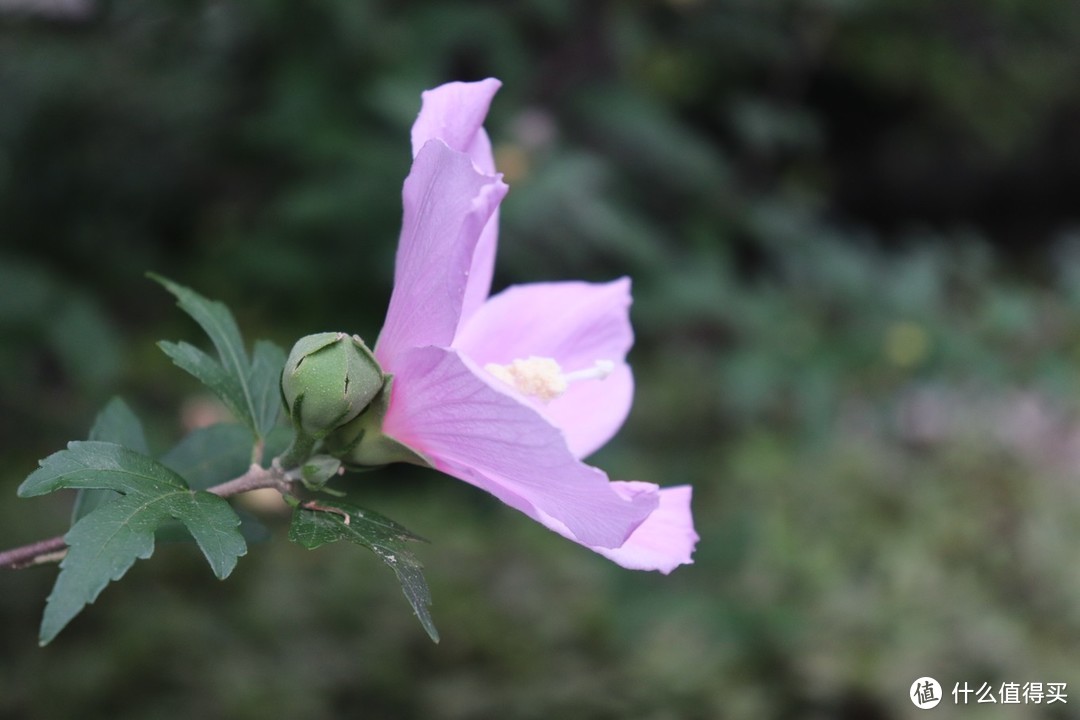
[0,253,123,452]
[3,0,1080,718]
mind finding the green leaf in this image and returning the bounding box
[249,340,287,438]
[150,274,249,379]
[72,398,151,524]
[87,398,150,455]
[152,276,287,443]
[160,423,254,491]
[152,275,281,442]
[159,423,271,545]
[157,340,250,432]
[288,500,438,643]
[19,441,247,645]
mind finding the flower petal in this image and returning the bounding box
[453,278,635,458]
[410,78,501,173]
[409,79,503,329]
[547,364,633,459]
[382,345,659,548]
[588,484,698,573]
[460,207,499,330]
[375,139,507,367]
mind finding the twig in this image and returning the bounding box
[0,536,69,570]
[0,463,294,570]
[204,463,292,498]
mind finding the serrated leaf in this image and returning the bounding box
[19,441,247,644]
[157,423,270,545]
[151,274,249,379]
[288,500,438,642]
[73,398,151,524]
[69,489,114,529]
[250,340,287,438]
[288,500,426,549]
[157,340,250,430]
[152,275,274,441]
[176,492,248,578]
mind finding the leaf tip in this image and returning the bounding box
[147,273,187,304]
[145,271,168,287]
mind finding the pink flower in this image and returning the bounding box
[370,79,697,573]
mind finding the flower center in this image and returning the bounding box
[484,356,614,402]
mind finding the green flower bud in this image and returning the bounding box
[281,332,385,438]
[323,377,429,468]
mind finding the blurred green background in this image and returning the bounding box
[3,0,1080,718]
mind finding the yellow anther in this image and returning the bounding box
[484,357,614,403]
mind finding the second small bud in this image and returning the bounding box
[281,332,385,438]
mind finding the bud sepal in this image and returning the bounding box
[323,377,430,469]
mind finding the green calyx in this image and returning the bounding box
[281,332,385,439]
[323,376,429,468]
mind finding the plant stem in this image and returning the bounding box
[0,536,68,569]
[205,464,291,498]
[0,464,293,570]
